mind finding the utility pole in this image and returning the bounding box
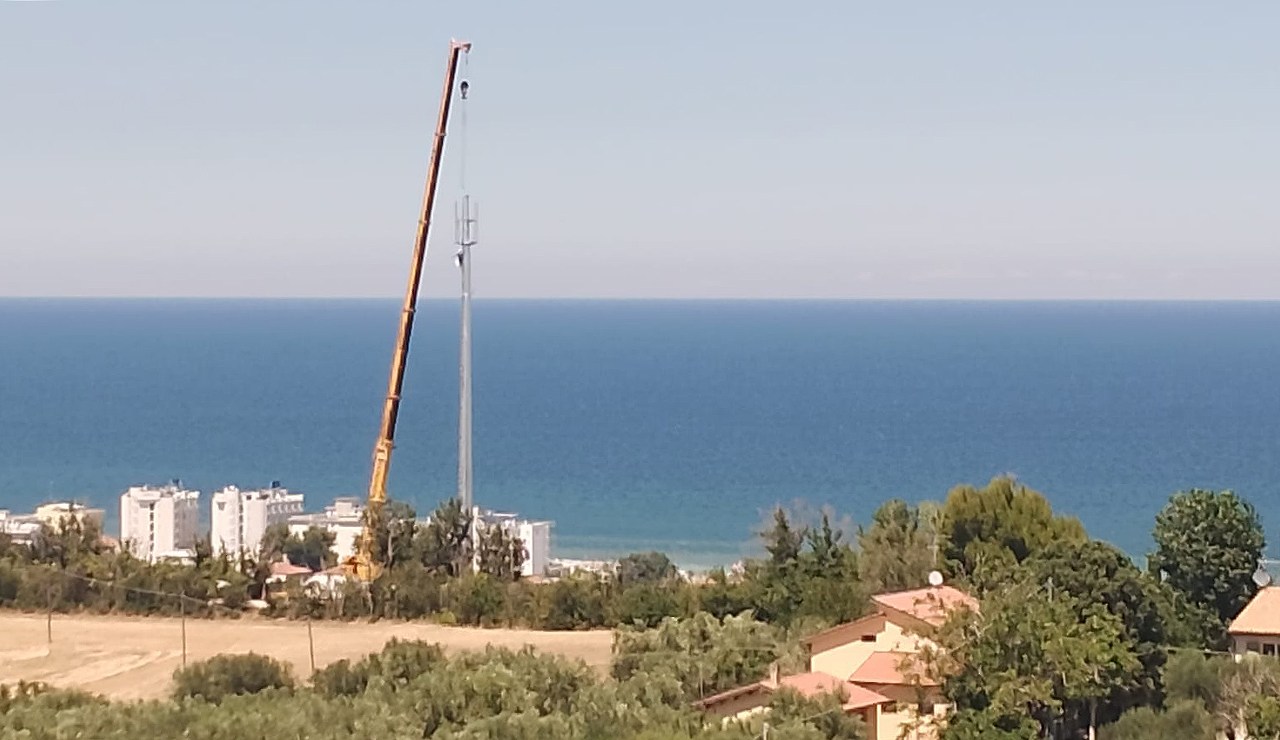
[454,117,479,573]
[180,596,187,667]
[307,616,316,676]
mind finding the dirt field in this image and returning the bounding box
[0,612,615,700]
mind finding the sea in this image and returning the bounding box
[1,299,1278,569]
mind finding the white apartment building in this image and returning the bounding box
[514,519,552,577]
[1,501,106,546]
[288,497,365,562]
[120,483,200,562]
[479,510,553,577]
[211,483,305,556]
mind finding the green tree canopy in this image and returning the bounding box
[940,477,1086,583]
[929,583,1140,740]
[857,499,938,593]
[618,552,679,586]
[1149,489,1265,645]
[1024,539,1174,712]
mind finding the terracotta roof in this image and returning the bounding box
[847,651,937,686]
[694,681,771,708]
[871,585,977,627]
[269,561,313,577]
[696,671,891,711]
[769,671,845,697]
[801,613,886,646]
[1229,587,1280,636]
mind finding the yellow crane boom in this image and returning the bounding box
[349,39,471,581]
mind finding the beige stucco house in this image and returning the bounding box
[1229,586,1280,657]
[696,585,977,740]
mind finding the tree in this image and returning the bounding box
[940,476,1085,582]
[1149,489,1265,645]
[611,611,803,701]
[476,524,526,581]
[1099,700,1216,740]
[858,499,938,593]
[617,552,678,586]
[171,653,294,703]
[413,499,472,577]
[258,522,290,562]
[29,516,103,569]
[284,526,336,572]
[761,508,806,566]
[357,501,418,571]
[928,583,1139,740]
[1024,540,1173,713]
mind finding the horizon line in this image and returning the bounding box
[6,295,1280,303]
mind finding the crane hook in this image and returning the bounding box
[459,80,469,100]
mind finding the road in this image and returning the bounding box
[0,612,615,700]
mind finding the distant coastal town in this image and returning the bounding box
[0,482,577,579]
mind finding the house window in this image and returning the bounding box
[883,702,899,714]
[918,701,935,715]
[1247,642,1262,653]
[1265,643,1277,657]
[861,635,876,643]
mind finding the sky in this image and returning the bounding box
[1,1,1277,299]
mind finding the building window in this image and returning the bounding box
[1265,643,1277,657]
[883,702,899,714]
[861,635,876,643]
[1248,642,1262,654]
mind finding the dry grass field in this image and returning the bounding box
[0,612,615,700]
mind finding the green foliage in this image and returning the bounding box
[619,551,679,585]
[611,611,802,702]
[857,499,938,593]
[1162,650,1229,708]
[929,582,1140,739]
[285,526,337,571]
[312,638,446,697]
[939,476,1086,583]
[1098,700,1217,740]
[171,652,295,703]
[545,573,609,630]
[414,499,472,577]
[615,583,683,628]
[1149,489,1265,646]
[748,508,869,626]
[476,522,526,581]
[1024,539,1174,713]
[449,572,507,626]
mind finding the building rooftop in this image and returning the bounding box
[846,651,937,687]
[695,670,892,712]
[1229,586,1280,636]
[871,585,977,627]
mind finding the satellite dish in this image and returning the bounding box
[928,570,944,587]
[1254,567,1273,588]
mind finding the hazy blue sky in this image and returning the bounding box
[2,2,1277,298]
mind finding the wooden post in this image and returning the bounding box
[307,616,316,675]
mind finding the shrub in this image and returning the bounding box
[172,653,294,703]
[311,639,445,697]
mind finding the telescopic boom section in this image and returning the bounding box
[351,40,471,581]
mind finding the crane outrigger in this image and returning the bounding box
[346,39,471,580]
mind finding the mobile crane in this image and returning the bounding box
[346,39,471,580]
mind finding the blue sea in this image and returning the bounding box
[1,299,1277,568]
